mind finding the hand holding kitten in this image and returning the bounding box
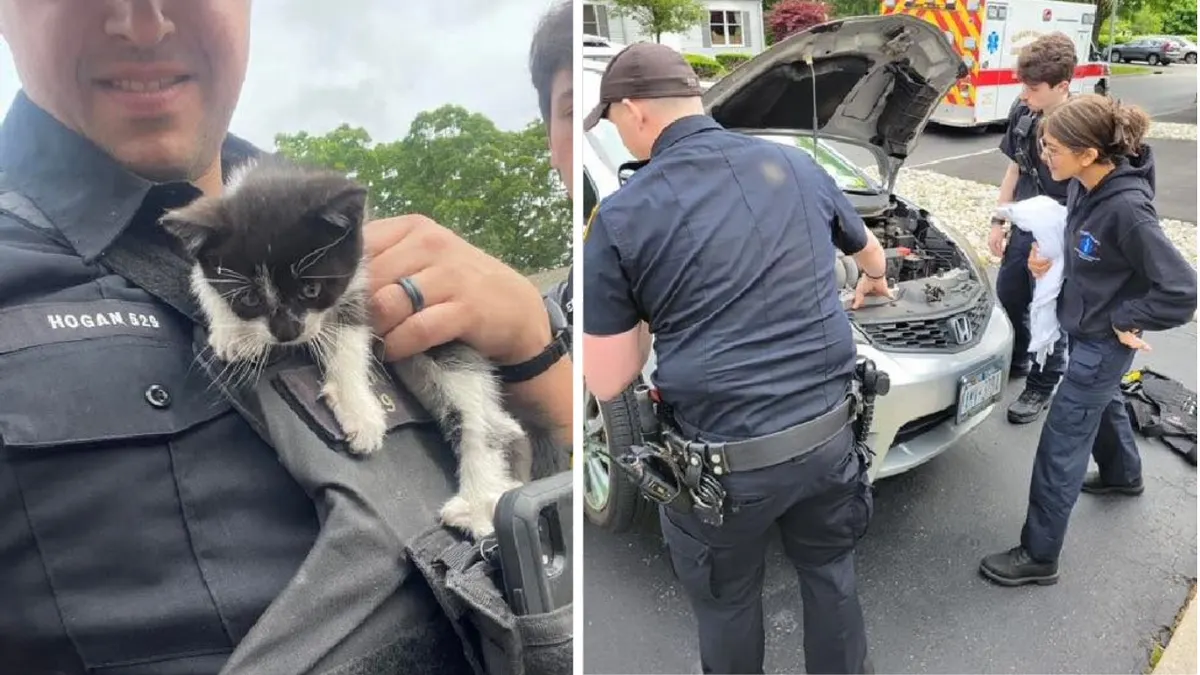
[365,215,552,366]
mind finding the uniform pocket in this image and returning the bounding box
[660,509,717,603]
[1063,340,1106,389]
[0,301,239,669]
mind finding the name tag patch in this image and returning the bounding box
[0,300,181,356]
[46,310,161,331]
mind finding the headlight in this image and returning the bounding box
[926,213,995,298]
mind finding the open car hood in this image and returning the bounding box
[702,14,968,195]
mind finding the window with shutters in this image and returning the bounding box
[709,10,745,47]
[583,3,610,38]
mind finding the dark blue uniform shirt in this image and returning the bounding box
[0,92,318,675]
[583,115,869,441]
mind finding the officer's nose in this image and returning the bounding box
[269,311,304,344]
[105,0,176,48]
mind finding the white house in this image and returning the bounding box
[583,0,767,58]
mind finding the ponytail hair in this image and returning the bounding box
[1041,94,1151,163]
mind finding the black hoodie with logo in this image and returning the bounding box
[1059,145,1197,339]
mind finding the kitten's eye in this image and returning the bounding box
[239,291,261,308]
[301,282,322,299]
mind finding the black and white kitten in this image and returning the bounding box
[160,158,525,537]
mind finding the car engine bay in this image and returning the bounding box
[837,196,988,327]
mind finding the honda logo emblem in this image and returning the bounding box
[950,316,973,344]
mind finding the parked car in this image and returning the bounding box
[582,33,624,63]
[581,14,1016,531]
[1154,35,1197,64]
[1106,37,1182,65]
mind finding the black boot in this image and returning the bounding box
[1081,472,1145,496]
[1007,388,1052,424]
[979,546,1059,586]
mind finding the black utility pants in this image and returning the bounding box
[1020,336,1142,562]
[659,424,873,674]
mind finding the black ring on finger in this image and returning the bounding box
[397,276,425,314]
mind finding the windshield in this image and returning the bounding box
[585,121,879,194]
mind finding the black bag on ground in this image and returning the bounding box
[1121,367,1198,466]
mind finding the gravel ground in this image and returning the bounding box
[873,167,1198,267]
[1148,121,1198,141]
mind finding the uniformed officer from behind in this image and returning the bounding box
[987,32,1077,425]
[582,43,892,675]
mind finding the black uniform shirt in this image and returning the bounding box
[999,101,1072,205]
[0,91,319,675]
[583,115,869,441]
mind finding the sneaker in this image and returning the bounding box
[979,546,1059,586]
[1007,388,1052,425]
[1081,472,1145,496]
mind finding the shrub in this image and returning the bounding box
[684,53,724,80]
[767,0,831,44]
[714,52,752,71]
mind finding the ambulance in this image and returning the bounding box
[881,0,1111,128]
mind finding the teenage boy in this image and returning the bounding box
[987,32,1077,425]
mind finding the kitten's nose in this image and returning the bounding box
[269,312,304,344]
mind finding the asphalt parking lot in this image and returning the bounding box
[584,323,1198,674]
[583,69,1198,674]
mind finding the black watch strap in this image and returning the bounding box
[496,329,569,384]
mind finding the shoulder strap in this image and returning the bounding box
[0,174,277,449]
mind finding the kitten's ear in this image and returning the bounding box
[160,202,222,257]
[317,185,369,231]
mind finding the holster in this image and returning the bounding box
[202,328,576,675]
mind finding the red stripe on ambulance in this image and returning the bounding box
[972,63,1109,87]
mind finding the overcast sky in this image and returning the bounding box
[0,0,556,149]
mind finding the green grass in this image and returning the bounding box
[1147,642,1165,672]
[1110,64,1155,76]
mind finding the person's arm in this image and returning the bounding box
[581,211,646,402]
[998,162,1020,206]
[1111,217,1199,333]
[822,171,887,279]
[502,276,575,447]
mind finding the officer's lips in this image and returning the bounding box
[93,68,195,118]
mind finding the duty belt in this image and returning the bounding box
[665,397,856,475]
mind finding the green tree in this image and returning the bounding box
[609,0,708,43]
[275,105,570,275]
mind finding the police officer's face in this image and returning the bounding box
[547,68,573,200]
[0,0,251,184]
[1019,80,1069,113]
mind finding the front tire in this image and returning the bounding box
[1148,54,1160,65]
[584,387,653,532]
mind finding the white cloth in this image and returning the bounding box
[995,196,1068,368]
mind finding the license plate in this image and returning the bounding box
[956,360,1005,425]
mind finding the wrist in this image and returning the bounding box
[496,300,554,366]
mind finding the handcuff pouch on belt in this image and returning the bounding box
[613,385,728,527]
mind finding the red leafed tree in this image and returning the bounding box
[767,0,832,44]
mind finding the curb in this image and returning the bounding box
[1152,586,1197,674]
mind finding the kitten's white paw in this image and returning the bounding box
[323,382,388,455]
[440,480,521,539]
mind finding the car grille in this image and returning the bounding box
[894,405,955,444]
[860,292,993,353]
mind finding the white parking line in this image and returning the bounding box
[908,147,999,169]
